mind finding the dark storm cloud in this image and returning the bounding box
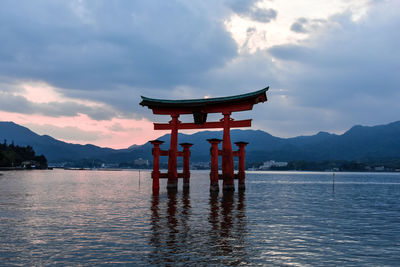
[226,0,277,23]
[1,0,399,138]
[227,0,259,13]
[268,6,400,129]
[0,0,275,120]
[290,18,327,33]
[0,0,237,93]
[270,11,400,104]
[249,8,277,23]
[291,18,309,33]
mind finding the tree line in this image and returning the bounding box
[266,159,400,172]
[0,140,47,168]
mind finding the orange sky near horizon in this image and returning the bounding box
[0,110,168,149]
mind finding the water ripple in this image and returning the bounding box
[0,170,399,265]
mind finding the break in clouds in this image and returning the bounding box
[0,0,399,138]
[267,5,400,133]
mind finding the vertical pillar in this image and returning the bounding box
[222,112,234,191]
[150,140,164,194]
[180,143,193,189]
[167,114,180,190]
[208,138,222,192]
[235,142,248,190]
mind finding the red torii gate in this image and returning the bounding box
[140,87,268,193]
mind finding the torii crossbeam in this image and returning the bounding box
[140,86,268,193]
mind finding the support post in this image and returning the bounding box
[208,138,222,192]
[235,142,248,190]
[150,140,164,194]
[180,143,193,189]
[222,112,234,191]
[167,114,180,190]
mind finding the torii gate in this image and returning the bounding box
[140,87,268,193]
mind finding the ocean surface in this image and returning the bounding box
[0,169,399,266]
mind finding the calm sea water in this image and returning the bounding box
[1,169,399,266]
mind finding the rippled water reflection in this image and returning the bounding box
[1,170,399,265]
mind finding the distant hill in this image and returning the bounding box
[0,122,116,162]
[141,121,400,162]
[1,120,400,163]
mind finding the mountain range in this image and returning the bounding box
[1,120,400,164]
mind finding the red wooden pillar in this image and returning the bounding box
[167,114,180,190]
[222,112,234,191]
[150,140,164,194]
[180,143,193,188]
[208,138,222,192]
[235,141,248,190]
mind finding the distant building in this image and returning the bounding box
[374,166,385,171]
[101,163,119,168]
[259,160,288,170]
[134,158,149,166]
[190,161,210,170]
[21,160,38,169]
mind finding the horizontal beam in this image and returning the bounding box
[154,119,252,130]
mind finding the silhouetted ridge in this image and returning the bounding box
[1,120,400,163]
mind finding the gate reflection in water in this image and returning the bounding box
[1,170,400,265]
[149,189,248,265]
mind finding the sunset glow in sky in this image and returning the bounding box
[1,0,399,148]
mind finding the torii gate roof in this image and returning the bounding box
[140,86,268,115]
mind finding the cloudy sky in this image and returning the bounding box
[1,0,399,148]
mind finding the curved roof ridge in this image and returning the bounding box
[140,86,268,106]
